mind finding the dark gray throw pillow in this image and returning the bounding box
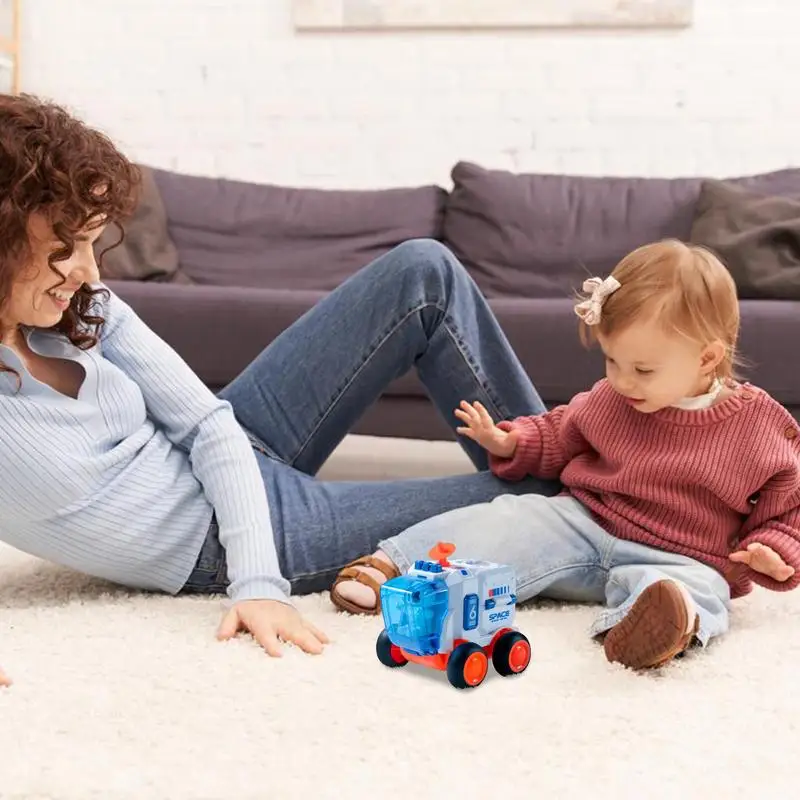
[690,179,800,300]
[94,165,189,283]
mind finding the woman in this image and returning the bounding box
[0,94,557,677]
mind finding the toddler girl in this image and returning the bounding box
[329,239,800,670]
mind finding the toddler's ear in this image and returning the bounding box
[700,340,726,373]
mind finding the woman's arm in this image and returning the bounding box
[96,285,290,605]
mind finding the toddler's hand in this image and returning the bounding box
[0,666,11,687]
[455,400,518,459]
[729,542,796,582]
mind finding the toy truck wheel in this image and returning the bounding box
[376,630,408,668]
[446,642,489,689]
[492,631,531,677]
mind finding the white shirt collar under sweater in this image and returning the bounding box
[671,377,724,410]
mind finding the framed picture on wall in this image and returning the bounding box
[293,0,693,30]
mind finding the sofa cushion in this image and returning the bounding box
[386,297,800,411]
[95,166,188,283]
[106,282,800,439]
[690,180,800,300]
[150,168,447,291]
[442,161,800,298]
[104,280,326,389]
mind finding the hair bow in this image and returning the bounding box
[574,276,621,326]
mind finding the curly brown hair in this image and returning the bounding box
[0,93,141,379]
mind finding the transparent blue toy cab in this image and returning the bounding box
[380,575,449,656]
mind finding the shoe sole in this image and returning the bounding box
[604,580,697,669]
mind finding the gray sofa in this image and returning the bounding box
[105,161,800,439]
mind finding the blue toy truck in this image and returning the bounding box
[376,542,531,689]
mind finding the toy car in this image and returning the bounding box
[376,541,531,689]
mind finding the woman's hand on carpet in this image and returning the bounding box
[0,666,11,687]
[217,599,330,657]
[455,400,518,459]
[729,542,796,581]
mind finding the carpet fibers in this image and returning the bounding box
[1,540,799,800]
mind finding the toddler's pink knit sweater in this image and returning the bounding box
[489,380,800,598]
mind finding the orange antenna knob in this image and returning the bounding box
[428,541,456,565]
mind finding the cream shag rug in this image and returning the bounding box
[1,436,799,800]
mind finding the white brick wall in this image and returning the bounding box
[20,0,800,188]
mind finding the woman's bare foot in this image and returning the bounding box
[331,550,399,613]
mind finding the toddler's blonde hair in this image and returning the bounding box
[578,239,741,380]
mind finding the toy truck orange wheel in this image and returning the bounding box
[376,630,408,668]
[446,642,489,689]
[491,631,531,676]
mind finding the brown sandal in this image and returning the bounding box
[330,555,400,615]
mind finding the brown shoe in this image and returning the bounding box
[330,555,400,615]
[603,580,699,670]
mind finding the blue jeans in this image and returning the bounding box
[379,494,731,646]
[181,239,560,596]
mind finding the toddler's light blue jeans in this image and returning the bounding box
[378,494,732,646]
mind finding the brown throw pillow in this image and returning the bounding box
[690,179,800,300]
[94,165,189,283]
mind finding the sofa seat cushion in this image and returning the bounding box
[372,298,800,412]
[105,284,800,416]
